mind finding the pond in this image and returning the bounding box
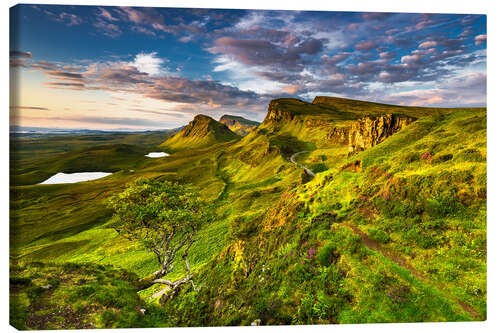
[39,172,112,184]
[145,152,170,158]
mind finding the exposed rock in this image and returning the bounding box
[263,100,297,123]
[327,126,350,144]
[347,115,415,152]
[263,98,416,154]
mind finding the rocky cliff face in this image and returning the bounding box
[263,101,296,123]
[263,98,415,153]
[325,115,415,151]
[347,114,415,152]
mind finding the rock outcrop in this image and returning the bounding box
[264,101,296,123]
[324,115,415,151]
[262,98,416,153]
[347,114,415,152]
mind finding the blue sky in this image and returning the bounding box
[9,5,486,129]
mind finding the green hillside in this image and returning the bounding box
[161,114,240,151]
[164,107,486,325]
[9,97,486,328]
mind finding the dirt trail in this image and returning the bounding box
[342,223,484,321]
[290,151,315,177]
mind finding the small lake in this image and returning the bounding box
[145,152,170,158]
[39,172,112,184]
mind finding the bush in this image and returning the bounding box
[368,228,390,244]
[318,242,339,267]
[403,152,420,163]
[228,215,260,240]
[434,153,453,163]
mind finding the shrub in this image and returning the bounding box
[434,153,453,163]
[368,228,390,244]
[403,152,420,163]
[228,215,260,240]
[318,242,339,267]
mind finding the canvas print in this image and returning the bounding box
[9,4,486,329]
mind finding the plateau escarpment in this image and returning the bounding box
[261,98,416,153]
[328,114,416,152]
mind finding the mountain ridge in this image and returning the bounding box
[161,114,240,151]
[219,115,260,136]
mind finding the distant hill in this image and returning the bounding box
[161,114,240,151]
[219,115,260,136]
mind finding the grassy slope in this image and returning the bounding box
[10,261,171,329]
[161,107,485,326]
[10,127,304,302]
[10,98,486,328]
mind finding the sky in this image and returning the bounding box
[9,5,486,130]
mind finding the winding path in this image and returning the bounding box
[290,151,315,177]
[341,222,484,321]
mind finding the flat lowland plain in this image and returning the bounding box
[9,97,486,328]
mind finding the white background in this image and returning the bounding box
[2,1,498,332]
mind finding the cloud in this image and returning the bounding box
[97,7,118,21]
[128,108,186,118]
[15,8,486,115]
[145,76,261,106]
[93,18,122,38]
[10,106,49,111]
[51,12,83,26]
[10,58,30,68]
[44,82,85,89]
[128,52,164,76]
[116,7,165,26]
[97,64,150,85]
[10,50,32,58]
[32,61,58,70]
[131,26,156,37]
[46,70,85,80]
[29,57,265,111]
[418,41,437,48]
[9,50,33,67]
[475,34,487,45]
[208,36,324,71]
[354,41,377,51]
[362,13,393,21]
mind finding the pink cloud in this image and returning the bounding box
[475,34,487,45]
[418,41,437,48]
[355,41,377,51]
